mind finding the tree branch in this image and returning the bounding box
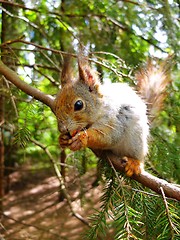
[0,38,76,57]
[93,150,180,201]
[0,60,55,112]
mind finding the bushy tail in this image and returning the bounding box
[135,57,172,123]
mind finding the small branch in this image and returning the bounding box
[0,5,39,29]
[89,57,133,80]
[3,77,19,118]
[117,0,163,11]
[0,38,76,58]
[34,67,59,87]
[93,150,180,201]
[0,60,55,112]
[16,63,59,72]
[30,138,89,226]
[160,187,175,238]
[0,0,40,12]
[0,35,25,47]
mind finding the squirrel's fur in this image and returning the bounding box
[55,56,171,176]
[135,58,171,122]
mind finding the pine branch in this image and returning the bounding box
[93,150,180,201]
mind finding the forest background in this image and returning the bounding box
[0,0,180,239]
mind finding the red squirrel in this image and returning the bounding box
[55,56,171,176]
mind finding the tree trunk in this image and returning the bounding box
[0,3,6,216]
[0,93,4,216]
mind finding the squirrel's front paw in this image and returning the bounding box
[123,157,142,177]
[70,131,88,151]
[59,133,72,149]
[59,130,88,151]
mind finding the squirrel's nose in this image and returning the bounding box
[58,122,68,133]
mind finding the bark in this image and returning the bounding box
[0,3,6,215]
[0,92,4,214]
[0,61,179,201]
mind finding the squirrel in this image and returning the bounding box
[54,56,171,177]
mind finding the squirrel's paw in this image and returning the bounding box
[123,157,142,177]
[69,131,88,151]
[59,130,88,151]
[59,133,72,149]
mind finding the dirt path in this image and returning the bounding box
[1,166,108,240]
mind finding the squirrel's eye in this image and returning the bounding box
[74,100,84,111]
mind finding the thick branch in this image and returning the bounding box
[93,150,180,201]
[0,60,55,112]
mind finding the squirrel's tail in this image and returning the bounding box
[135,57,172,123]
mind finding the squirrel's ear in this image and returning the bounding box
[60,56,74,87]
[78,56,100,92]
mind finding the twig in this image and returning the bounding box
[3,77,19,118]
[160,187,175,238]
[0,0,40,12]
[30,138,89,226]
[0,35,25,47]
[89,57,133,80]
[10,63,59,72]
[0,5,38,29]
[34,67,59,87]
[39,51,60,71]
[0,39,76,58]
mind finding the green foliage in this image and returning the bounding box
[84,174,115,239]
[149,76,180,183]
[85,164,180,239]
[13,126,31,148]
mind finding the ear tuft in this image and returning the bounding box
[78,56,100,91]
